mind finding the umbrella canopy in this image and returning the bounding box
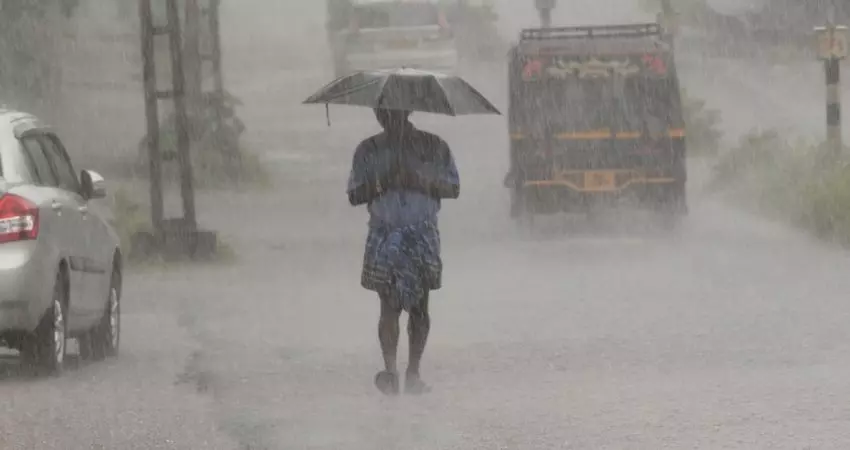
[303,68,501,116]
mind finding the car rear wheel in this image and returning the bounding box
[80,268,121,361]
[22,272,68,376]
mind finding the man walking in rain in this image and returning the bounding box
[347,108,460,395]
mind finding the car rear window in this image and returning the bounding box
[354,3,440,28]
[20,137,59,187]
[0,140,35,184]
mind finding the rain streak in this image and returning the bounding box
[1,0,850,448]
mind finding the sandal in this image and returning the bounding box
[374,370,400,396]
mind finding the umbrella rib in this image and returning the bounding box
[456,79,501,114]
[433,77,457,116]
[374,76,393,109]
[306,77,385,104]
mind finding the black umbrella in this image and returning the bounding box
[303,68,501,117]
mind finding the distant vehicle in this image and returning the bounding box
[326,0,459,77]
[442,0,505,62]
[504,23,688,225]
[0,110,122,375]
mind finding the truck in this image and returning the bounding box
[504,22,688,226]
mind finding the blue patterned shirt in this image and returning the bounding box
[347,126,459,301]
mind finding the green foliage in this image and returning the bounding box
[681,89,722,157]
[798,164,850,245]
[109,187,153,256]
[137,91,270,189]
[710,129,850,245]
[711,129,786,185]
[108,186,237,267]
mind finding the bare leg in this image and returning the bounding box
[405,292,431,393]
[378,291,401,374]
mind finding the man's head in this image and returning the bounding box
[374,108,412,131]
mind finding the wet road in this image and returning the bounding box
[5,0,850,448]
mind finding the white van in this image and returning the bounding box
[329,0,459,77]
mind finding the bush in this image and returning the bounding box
[799,165,850,245]
[108,186,236,266]
[109,187,152,255]
[136,91,270,189]
[711,128,850,245]
[682,89,722,157]
[711,129,787,186]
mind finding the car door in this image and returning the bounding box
[35,133,99,324]
[42,133,112,305]
[18,135,90,327]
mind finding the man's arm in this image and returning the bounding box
[347,139,386,206]
[348,183,381,206]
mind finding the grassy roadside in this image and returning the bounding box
[108,185,237,269]
[708,129,850,246]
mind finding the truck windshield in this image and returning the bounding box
[353,3,440,28]
[510,75,681,136]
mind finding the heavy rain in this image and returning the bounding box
[1,0,850,448]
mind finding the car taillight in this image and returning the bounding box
[0,194,39,243]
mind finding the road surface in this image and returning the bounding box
[4,1,850,448]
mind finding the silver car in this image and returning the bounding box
[0,109,122,375]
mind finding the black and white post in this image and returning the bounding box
[534,0,556,28]
[816,23,848,160]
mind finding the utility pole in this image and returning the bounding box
[660,0,673,19]
[137,0,219,260]
[183,0,204,107]
[815,22,848,160]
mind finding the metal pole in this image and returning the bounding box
[816,22,847,161]
[826,55,843,159]
[541,8,551,28]
[184,0,204,103]
[138,0,164,239]
[166,0,197,230]
[660,0,673,19]
[209,0,224,98]
[534,0,555,28]
[823,23,843,160]
[206,0,240,173]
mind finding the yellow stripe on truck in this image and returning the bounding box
[509,129,687,141]
[555,130,612,140]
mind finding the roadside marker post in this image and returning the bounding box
[534,0,555,28]
[815,23,848,160]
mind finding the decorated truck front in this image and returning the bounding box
[506,23,687,220]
